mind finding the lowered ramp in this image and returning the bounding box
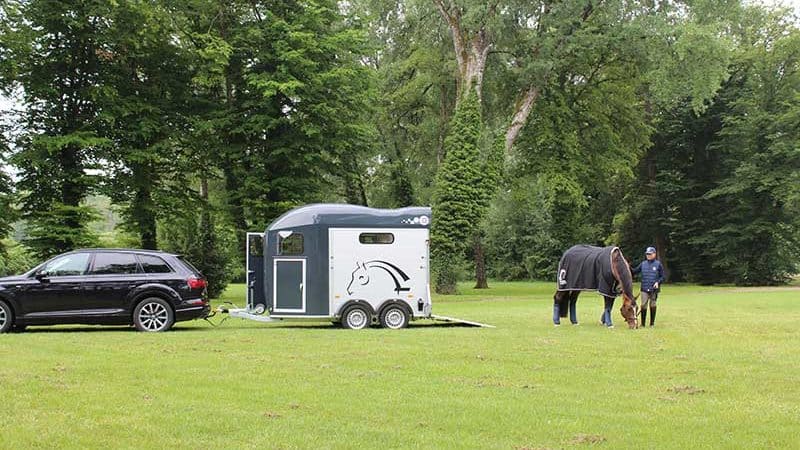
[429,314,495,328]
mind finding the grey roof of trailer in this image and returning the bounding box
[268,204,432,230]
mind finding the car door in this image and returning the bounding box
[81,252,145,314]
[18,252,92,319]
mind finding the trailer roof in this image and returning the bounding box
[268,204,432,230]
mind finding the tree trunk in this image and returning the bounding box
[223,165,248,253]
[432,0,491,103]
[131,162,157,250]
[473,236,488,289]
[505,86,540,154]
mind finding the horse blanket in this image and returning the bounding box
[556,245,620,297]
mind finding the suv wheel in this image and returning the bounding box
[0,301,13,334]
[133,298,175,332]
[342,305,370,330]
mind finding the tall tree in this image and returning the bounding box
[98,1,195,249]
[0,0,108,258]
[430,91,483,293]
[178,0,375,236]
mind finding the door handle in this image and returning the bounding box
[299,283,304,291]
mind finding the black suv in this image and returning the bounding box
[0,249,210,333]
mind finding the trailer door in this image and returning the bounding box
[246,232,267,312]
[273,259,306,313]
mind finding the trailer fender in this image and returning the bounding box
[336,300,377,323]
[378,299,414,320]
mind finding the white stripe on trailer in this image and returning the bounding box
[429,315,495,328]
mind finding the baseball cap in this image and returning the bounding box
[645,246,656,255]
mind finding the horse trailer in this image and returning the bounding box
[225,204,491,329]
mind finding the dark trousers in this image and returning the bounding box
[600,296,615,327]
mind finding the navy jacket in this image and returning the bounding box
[632,259,665,292]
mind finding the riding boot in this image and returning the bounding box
[650,307,657,327]
[640,309,647,328]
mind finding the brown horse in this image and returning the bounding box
[553,245,638,329]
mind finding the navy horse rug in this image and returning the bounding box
[557,245,621,297]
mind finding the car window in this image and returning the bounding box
[90,253,141,275]
[41,253,91,277]
[178,256,202,275]
[139,255,173,274]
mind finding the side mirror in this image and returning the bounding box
[34,272,50,282]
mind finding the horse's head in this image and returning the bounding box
[347,262,370,295]
[620,292,639,329]
[612,248,638,329]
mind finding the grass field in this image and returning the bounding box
[1,282,798,449]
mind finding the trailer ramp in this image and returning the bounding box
[429,315,495,328]
[227,308,280,323]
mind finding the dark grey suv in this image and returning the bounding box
[0,249,210,333]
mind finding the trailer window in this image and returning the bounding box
[278,233,304,255]
[359,233,395,244]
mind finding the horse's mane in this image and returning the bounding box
[611,248,634,300]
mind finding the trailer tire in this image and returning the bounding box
[342,305,371,330]
[380,305,409,329]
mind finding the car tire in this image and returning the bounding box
[133,297,175,332]
[380,304,409,329]
[0,300,13,334]
[342,305,370,330]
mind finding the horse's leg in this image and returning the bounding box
[553,291,563,325]
[569,291,579,324]
[603,295,615,328]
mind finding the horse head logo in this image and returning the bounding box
[346,260,411,296]
[347,261,371,295]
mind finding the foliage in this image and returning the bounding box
[0,0,798,284]
[618,7,800,285]
[0,238,35,276]
[96,1,196,249]
[430,91,483,293]
[0,1,106,259]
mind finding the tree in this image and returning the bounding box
[618,5,800,285]
[166,0,377,265]
[430,92,484,293]
[98,1,195,250]
[0,0,107,259]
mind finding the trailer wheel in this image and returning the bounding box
[380,305,409,329]
[342,305,370,330]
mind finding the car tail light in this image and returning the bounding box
[187,277,207,289]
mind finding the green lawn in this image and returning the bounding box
[1,282,798,449]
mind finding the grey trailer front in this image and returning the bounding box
[230,204,491,329]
